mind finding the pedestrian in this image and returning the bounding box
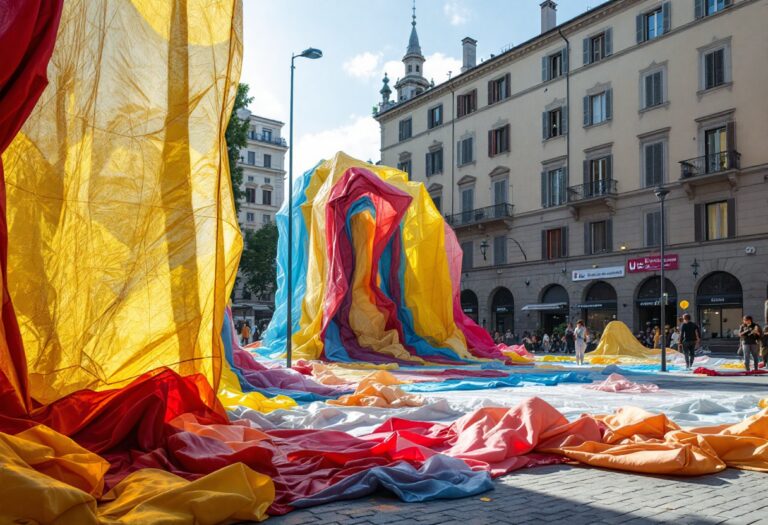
[574,320,588,366]
[542,332,551,353]
[670,327,680,349]
[564,323,575,355]
[738,315,761,371]
[240,322,251,346]
[493,330,502,344]
[760,324,768,369]
[652,326,661,349]
[504,329,513,346]
[679,313,701,369]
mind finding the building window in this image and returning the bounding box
[398,118,412,141]
[431,194,442,213]
[543,227,567,260]
[488,124,510,157]
[408,64,413,73]
[588,220,611,254]
[583,90,612,126]
[643,141,664,187]
[642,70,664,108]
[245,187,256,203]
[416,64,420,72]
[541,167,566,208]
[637,3,670,43]
[457,90,477,117]
[428,105,443,129]
[696,0,732,18]
[247,151,255,165]
[457,137,473,166]
[460,187,474,222]
[488,73,511,105]
[263,154,272,168]
[645,210,662,247]
[493,236,507,266]
[262,189,272,206]
[542,107,564,139]
[264,177,271,184]
[262,128,273,141]
[263,214,271,224]
[706,201,729,240]
[541,49,567,82]
[461,241,473,271]
[703,48,726,90]
[586,155,612,195]
[247,176,254,182]
[248,128,256,140]
[583,30,612,65]
[246,212,255,222]
[426,148,443,176]
[397,159,411,175]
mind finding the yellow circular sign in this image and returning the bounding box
[679,300,690,310]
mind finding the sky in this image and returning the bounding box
[242,0,597,175]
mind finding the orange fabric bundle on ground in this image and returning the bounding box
[327,370,424,408]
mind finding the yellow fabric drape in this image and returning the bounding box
[2,0,243,404]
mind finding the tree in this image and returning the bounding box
[225,83,253,213]
[241,222,278,299]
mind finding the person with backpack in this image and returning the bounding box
[738,315,762,371]
[679,313,701,370]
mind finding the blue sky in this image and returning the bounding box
[242,0,596,174]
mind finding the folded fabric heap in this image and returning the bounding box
[584,373,660,393]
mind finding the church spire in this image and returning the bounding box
[406,0,422,57]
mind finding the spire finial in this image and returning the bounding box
[412,0,416,27]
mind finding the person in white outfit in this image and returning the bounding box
[574,320,589,366]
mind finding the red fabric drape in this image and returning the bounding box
[0,0,64,415]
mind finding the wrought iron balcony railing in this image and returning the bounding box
[679,150,740,179]
[567,179,617,203]
[248,132,288,147]
[446,203,514,228]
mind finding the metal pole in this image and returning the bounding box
[657,188,668,372]
[286,55,295,369]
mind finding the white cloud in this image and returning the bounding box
[294,115,380,175]
[248,83,286,122]
[443,0,470,26]
[343,52,383,80]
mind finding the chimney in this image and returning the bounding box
[461,37,477,73]
[540,0,557,33]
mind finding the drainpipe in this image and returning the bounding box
[558,28,570,185]
[451,85,456,219]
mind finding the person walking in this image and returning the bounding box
[574,320,588,366]
[760,323,768,369]
[542,332,551,353]
[652,326,661,349]
[240,322,251,346]
[670,327,680,349]
[503,329,513,346]
[564,323,575,355]
[738,315,761,371]
[679,313,701,370]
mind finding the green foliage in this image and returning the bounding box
[241,222,279,299]
[225,83,253,213]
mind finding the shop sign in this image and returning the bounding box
[462,306,477,313]
[627,254,679,273]
[494,306,512,313]
[697,295,742,305]
[571,266,625,282]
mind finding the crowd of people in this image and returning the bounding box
[492,321,599,363]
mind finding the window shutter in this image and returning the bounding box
[541,171,549,208]
[488,130,493,157]
[541,56,549,82]
[606,219,614,252]
[656,143,664,184]
[655,71,663,104]
[584,222,591,255]
[726,121,735,152]
[542,111,549,140]
[606,154,613,181]
[504,74,511,98]
[541,229,548,259]
[438,149,443,172]
[662,2,671,34]
[605,28,613,56]
[456,141,461,165]
[562,167,569,197]
[644,144,652,187]
[583,159,589,185]
[583,95,590,126]
[694,203,704,241]
[561,48,569,73]
[726,198,735,238]
[487,80,494,105]
[582,38,590,65]
[561,226,568,257]
[636,14,645,43]
[694,0,704,19]
[504,125,510,152]
[562,106,568,135]
[605,88,613,120]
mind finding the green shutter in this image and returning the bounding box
[662,2,671,34]
[605,28,613,56]
[636,14,645,43]
[582,38,590,65]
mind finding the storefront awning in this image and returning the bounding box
[521,302,567,311]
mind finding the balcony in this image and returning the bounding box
[446,203,514,229]
[566,179,617,217]
[249,132,287,148]
[679,150,740,197]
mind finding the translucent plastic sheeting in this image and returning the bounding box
[3,0,244,404]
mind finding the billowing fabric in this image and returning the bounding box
[587,321,678,364]
[400,371,592,393]
[3,0,243,404]
[327,370,425,408]
[0,0,63,417]
[260,153,507,364]
[584,373,660,393]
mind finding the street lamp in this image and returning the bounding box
[654,185,670,372]
[287,47,322,368]
[479,239,489,261]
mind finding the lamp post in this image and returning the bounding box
[287,47,322,369]
[654,186,670,372]
[479,239,489,261]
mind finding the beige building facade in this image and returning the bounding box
[232,110,287,325]
[375,0,768,346]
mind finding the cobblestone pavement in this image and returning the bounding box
[264,464,768,525]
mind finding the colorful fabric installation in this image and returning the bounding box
[259,153,507,365]
[584,373,660,393]
[587,321,678,364]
